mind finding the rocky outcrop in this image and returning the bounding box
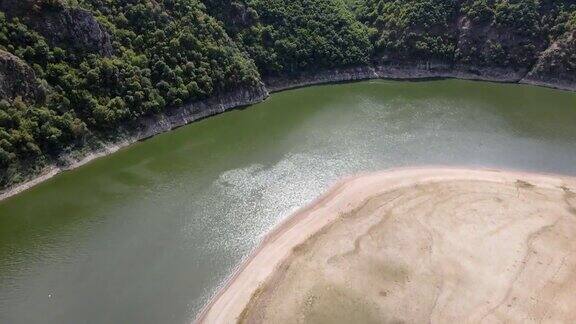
[264,66,379,92]
[0,0,113,56]
[455,14,545,69]
[0,49,44,102]
[522,30,576,91]
[37,7,113,56]
[265,63,528,92]
[123,84,270,142]
[204,0,259,33]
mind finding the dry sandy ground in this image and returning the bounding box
[197,168,576,324]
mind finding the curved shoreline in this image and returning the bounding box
[196,167,576,323]
[1,68,575,203]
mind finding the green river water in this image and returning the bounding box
[0,80,575,323]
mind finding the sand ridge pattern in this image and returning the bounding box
[197,168,576,323]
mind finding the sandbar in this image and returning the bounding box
[197,168,576,323]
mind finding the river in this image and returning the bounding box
[0,80,575,323]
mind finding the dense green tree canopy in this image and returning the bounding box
[204,0,373,76]
[356,0,575,66]
[0,0,260,187]
[357,0,458,61]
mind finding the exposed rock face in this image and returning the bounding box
[129,84,269,142]
[0,49,44,102]
[264,66,379,92]
[204,0,259,33]
[455,14,546,69]
[0,0,113,56]
[33,7,113,56]
[523,30,576,91]
[264,63,527,92]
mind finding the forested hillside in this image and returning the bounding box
[0,0,260,187]
[1,0,575,190]
[204,0,373,76]
[355,0,576,69]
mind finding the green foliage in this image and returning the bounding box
[461,0,494,23]
[27,0,67,12]
[358,0,574,67]
[204,0,373,76]
[0,0,260,187]
[0,97,86,186]
[248,0,372,75]
[357,0,458,61]
[493,0,540,37]
[569,10,576,29]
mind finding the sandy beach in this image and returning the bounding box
[197,167,576,323]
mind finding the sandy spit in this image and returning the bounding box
[196,167,576,323]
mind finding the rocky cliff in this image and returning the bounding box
[265,63,529,93]
[125,84,269,143]
[523,29,576,91]
[0,0,112,56]
[0,49,44,102]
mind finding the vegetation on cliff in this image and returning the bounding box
[356,0,576,69]
[204,0,373,76]
[0,0,575,189]
[0,0,259,187]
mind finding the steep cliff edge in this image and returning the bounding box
[0,49,44,102]
[264,63,528,92]
[522,29,576,91]
[0,0,112,56]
